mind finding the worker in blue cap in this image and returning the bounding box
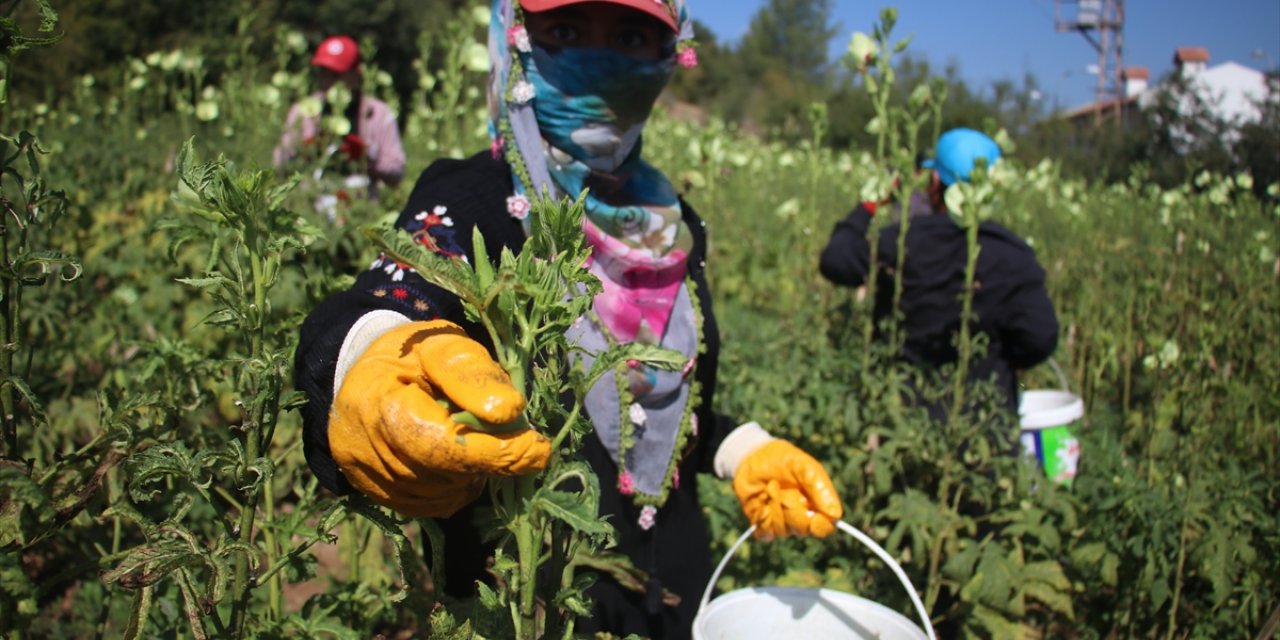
[819,127,1059,423]
[921,127,1003,210]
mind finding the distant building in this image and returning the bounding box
[1061,47,1272,132]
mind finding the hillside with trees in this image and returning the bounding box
[11,0,1276,190]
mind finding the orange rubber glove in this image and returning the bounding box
[328,319,551,518]
[733,439,844,541]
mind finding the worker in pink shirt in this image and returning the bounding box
[274,35,405,213]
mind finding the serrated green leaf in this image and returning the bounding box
[1023,578,1075,620]
[1100,552,1119,586]
[266,174,301,210]
[276,391,309,413]
[471,224,495,289]
[477,580,502,609]
[126,443,197,501]
[239,455,275,493]
[119,586,154,640]
[580,342,687,392]
[970,603,1036,639]
[199,308,240,327]
[174,568,209,640]
[2,375,47,426]
[1150,575,1170,609]
[492,552,519,574]
[559,594,593,616]
[535,490,613,535]
[314,500,348,540]
[0,465,53,547]
[418,516,448,594]
[942,541,981,582]
[1023,560,1071,590]
[344,494,406,535]
[101,538,204,588]
[13,249,81,282]
[962,545,1023,615]
[174,275,232,289]
[215,540,262,573]
[1070,542,1111,568]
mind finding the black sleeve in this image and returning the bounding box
[678,200,744,473]
[987,232,1060,370]
[294,153,521,495]
[999,274,1060,370]
[819,204,876,287]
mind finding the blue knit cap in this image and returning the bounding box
[922,128,1002,185]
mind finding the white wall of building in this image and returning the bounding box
[1136,60,1271,127]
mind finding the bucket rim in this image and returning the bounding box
[694,585,930,640]
[1019,389,1085,429]
[696,523,936,640]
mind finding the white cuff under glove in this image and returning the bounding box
[333,310,411,396]
[714,421,776,479]
[714,421,844,540]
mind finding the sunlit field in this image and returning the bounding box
[1,6,1276,639]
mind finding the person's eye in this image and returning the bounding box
[615,29,650,50]
[548,23,580,44]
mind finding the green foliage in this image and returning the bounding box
[0,2,1274,638]
[370,193,690,638]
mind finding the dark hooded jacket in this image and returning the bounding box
[819,204,1059,418]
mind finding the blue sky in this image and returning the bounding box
[691,0,1280,111]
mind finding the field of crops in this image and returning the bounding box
[1,5,1277,640]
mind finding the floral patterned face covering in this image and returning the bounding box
[522,43,692,343]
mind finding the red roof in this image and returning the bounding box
[1174,47,1210,64]
[1122,66,1150,80]
[1060,94,1138,121]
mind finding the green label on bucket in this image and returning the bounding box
[1039,425,1080,485]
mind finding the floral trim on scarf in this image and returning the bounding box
[605,276,708,512]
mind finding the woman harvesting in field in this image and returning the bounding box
[293,0,843,636]
[820,128,1060,425]
[273,36,407,205]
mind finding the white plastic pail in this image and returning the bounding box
[693,522,935,640]
[1018,389,1084,485]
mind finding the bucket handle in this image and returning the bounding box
[1047,357,1070,393]
[697,521,937,640]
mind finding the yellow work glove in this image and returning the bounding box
[716,423,843,540]
[329,319,551,518]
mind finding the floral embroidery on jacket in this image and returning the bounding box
[408,205,466,260]
[362,202,474,318]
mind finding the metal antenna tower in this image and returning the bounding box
[1055,0,1126,124]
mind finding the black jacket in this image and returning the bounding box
[294,152,736,638]
[819,204,1059,416]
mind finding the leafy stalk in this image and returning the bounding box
[367,192,682,638]
[949,219,982,418]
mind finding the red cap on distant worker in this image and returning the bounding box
[519,0,678,32]
[312,35,360,74]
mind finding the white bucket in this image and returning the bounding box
[693,522,935,640]
[1018,389,1084,485]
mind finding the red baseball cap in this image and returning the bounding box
[312,35,360,74]
[519,0,678,32]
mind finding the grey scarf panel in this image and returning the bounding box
[567,282,698,498]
